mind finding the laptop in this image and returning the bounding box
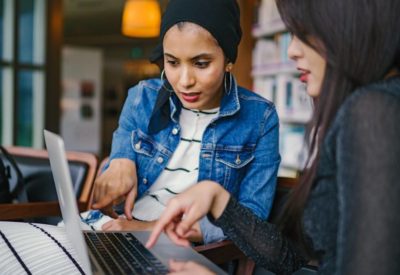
[43,130,226,275]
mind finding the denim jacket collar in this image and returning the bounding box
[170,93,181,123]
[218,75,240,118]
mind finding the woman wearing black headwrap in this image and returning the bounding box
[91,0,280,245]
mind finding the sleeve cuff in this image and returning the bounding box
[199,215,227,244]
[211,196,241,228]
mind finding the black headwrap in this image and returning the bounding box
[148,0,242,134]
[150,0,242,64]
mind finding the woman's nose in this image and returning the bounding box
[287,35,302,61]
[179,67,195,88]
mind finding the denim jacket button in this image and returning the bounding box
[235,155,241,165]
[143,178,148,184]
[134,142,141,150]
[172,128,179,135]
[157,157,164,164]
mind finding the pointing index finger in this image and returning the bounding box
[146,201,185,248]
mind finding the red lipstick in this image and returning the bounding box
[181,92,200,103]
[298,68,310,83]
[299,73,309,83]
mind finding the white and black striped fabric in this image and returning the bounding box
[133,107,219,221]
[0,221,84,275]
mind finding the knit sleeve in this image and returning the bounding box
[212,197,307,274]
[335,88,400,274]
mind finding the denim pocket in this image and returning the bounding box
[131,129,157,157]
[131,130,172,191]
[131,129,159,187]
[216,148,255,168]
[215,145,255,193]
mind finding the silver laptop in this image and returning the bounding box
[43,130,226,275]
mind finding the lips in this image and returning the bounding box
[299,73,309,83]
[298,68,310,83]
[180,92,200,103]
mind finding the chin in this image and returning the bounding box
[307,86,321,98]
[182,102,201,109]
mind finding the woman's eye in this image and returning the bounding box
[167,60,178,66]
[195,61,210,68]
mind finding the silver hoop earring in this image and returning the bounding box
[224,72,233,95]
[160,69,174,93]
[230,72,233,92]
[160,69,166,82]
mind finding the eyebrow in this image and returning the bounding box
[164,53,214,61]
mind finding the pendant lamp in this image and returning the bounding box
[121,0,161,38]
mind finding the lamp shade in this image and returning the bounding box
[122,0,161,38]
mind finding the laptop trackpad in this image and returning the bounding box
[132,231,226,275]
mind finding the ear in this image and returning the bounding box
[225,62,233,72]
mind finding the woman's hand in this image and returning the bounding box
[146,180,230,248]
[168,260,216,275]
[91,159,138,219]
[102,217,155,231]
[185,222,203,243]
[102,217,204,242]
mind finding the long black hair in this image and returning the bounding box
[275,0,400,256]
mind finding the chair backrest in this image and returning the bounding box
[0,146,98,224]
[269,176,298,222]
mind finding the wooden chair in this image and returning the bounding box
[0,146,98,223]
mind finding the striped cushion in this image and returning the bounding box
[0,221,84,274]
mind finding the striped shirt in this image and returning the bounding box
[132,107,219,221]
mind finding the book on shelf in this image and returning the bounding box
[252,61,297,77]
[275,74,313,124]
[252,32,293,76]
[253,0,283,38]
[252,39,279,68]
[280,124,307,170]
[254,74,313,124]
[253,77,276,103]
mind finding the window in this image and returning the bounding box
[0,0,46,147]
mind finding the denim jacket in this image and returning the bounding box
[109,77,280,244]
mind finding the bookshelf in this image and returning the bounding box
[252,18,285,38]
[252,0,313,177]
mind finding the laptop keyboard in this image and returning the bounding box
[84,232,169,274]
